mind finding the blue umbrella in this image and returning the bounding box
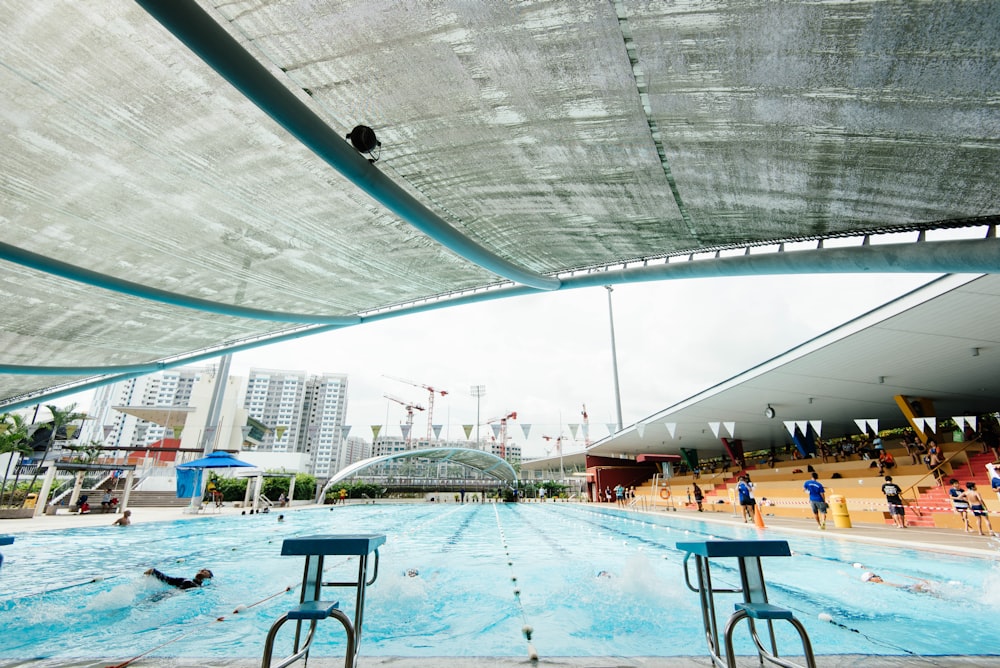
[176,451,256,469]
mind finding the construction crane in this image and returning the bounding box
[542,434,564,456]
[542,432,567,480]
[485,411,517,460]
[386,376,448,443]
[383,394,424,446]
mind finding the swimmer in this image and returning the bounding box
[596,570,612,578]
[112,509,132,526]
[277,514,284,522]
[405,568,419,578]
[860,571,933,593]
[144,567,213,590]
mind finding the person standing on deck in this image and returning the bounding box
[881,476,907,528]
[736,476,755,522]
[962,482,994,536]
[803,472,828,529]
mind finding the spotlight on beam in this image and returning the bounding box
[346,125,381,162]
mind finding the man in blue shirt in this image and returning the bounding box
[736,476,755,522]
[803,472,828,529]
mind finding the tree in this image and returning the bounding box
[0,413,31,507]
[22,403,89,505]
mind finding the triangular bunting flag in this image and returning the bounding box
[795,421,808,436]
[172,425,183,439]
[432,424,443,440]
[708,422,721,438]
[665,422,677,438]
[953,416,967,430]
[276,425,288,440]
[809,420,822,437]
[784,421,797,437]
[103,425,115,439]
[64,425,78,440]
[723,421,735,438]
[341,425,352,438]
[606,423,618,435]
[867,419,879,434]
[854,419,868,434]
[912,417,926,432]
[463,424,473,440]
[491,424,501,439]
[371,425,382,440]
[520,424,531,439]
[400,424,411,440]
[924,417,936,433]
[966,415,977,431]
[568,424,578,440]
[636,423,646,438]
[241,426,252,439]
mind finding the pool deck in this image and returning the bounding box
[2,501,998,668]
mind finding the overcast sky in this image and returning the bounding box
[211,272,936,459]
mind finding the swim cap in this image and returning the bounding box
[861,571,875,582]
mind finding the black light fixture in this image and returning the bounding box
[346,125,381,162]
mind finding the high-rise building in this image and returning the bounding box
[242,369,349,477]
[83,365,351,477]
[79,367,208,450]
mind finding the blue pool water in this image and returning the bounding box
[2,503,999,661]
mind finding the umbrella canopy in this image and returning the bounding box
[176,451,256,469]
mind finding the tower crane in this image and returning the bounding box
[485,411,517,460]
[383,394,425,447]
[542,434,564,456]
[386,376,448,443]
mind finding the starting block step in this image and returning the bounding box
[734,602,794,620]
[288,600,340,621]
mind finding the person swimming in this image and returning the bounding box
[861,571,933,593]
[144,568,213,590]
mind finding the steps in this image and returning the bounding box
[907,450,997,527]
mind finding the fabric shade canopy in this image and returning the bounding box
[176,450,256,469]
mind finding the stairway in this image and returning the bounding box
[907,451,997,527]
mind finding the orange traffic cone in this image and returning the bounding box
[754,503,766,529]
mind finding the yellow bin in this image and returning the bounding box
[828,494,852,529]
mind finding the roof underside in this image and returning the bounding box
[322,447,519,490]
[2,1,999,407]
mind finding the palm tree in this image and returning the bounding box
[0,413,31,507]
[22,403,89,505]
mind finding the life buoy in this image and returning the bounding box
[659,488,671,500]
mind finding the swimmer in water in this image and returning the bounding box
[144,568,213,590]
[405,568,419,578]
[860,571,933,593]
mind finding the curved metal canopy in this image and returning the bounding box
[317,447,518,500]
[1,1,999,408]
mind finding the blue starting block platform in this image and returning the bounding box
[0,535,12,571]
[676,540,815,668]
[262,533,386,668]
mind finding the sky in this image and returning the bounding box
[50,271,939,460]
[187,271,936,460]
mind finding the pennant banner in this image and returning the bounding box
[708,422,721,438]
[953,415,978,431]
[463,424,473,440]
[853,419,868,434]
[913,417,936,434]
[723,421,735,438]
[569,423,579,440]
[636,423,646,438]
[432,424,443,440]
[867,419,879,434]
[103,425,115,439]
[520,424,532,439]
[606,423,618,435]
[491,424,502,439]
[796,420,808,436]
[924,416,936,433]
[783,421,796,437]
[275,425,288,440]
[371,425,382,441]
[665,422,677,439]
[809,420,822,437]
[172,425,183,439]
[400,424,411,441]
[341,425,352,438]
[64,425,78,440]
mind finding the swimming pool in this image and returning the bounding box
[2,503,999,662]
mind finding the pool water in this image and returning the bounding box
[2,503,999,661]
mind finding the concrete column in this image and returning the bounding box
[287,475,296,505]
[120,470,134,512]
[68,471,85,507]
[34,465,58,518]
